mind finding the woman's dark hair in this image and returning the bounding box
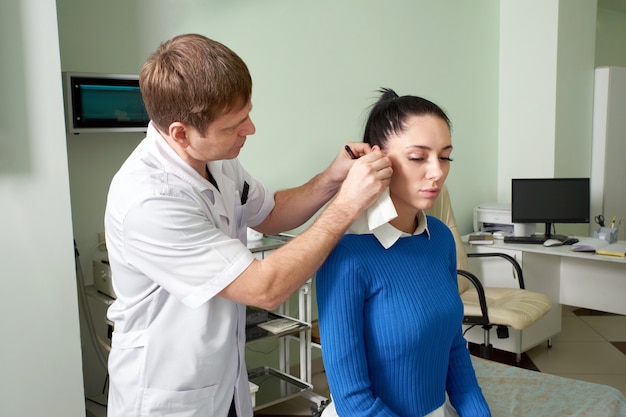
[363,88,450,149]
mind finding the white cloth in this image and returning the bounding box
[366,188,398,231]
[104,123,275,417]
[347,189,430,248]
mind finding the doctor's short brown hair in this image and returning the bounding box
[139,33,252,135]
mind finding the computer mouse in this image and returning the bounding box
[543,239,563,247]
[492,231,511,239]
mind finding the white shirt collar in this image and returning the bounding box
[348,209,431,249]
[147,122,217,192]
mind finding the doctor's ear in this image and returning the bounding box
[169,122,190,148]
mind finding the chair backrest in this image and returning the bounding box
[424,185,470,293]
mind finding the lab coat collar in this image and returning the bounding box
[146,123,233,226]
[348,208,430,249]
[147,123,214,192]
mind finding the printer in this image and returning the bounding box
[473,202,536,236]
[473,202,513,233]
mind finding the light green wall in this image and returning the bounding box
[596,7,626,66]
[57,0,144,73]
[554,0,597,237]
[554,1,597,178]
[220,1,502,234]
[497,0,561,189]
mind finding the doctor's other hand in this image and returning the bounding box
[333,148,392,214]
[325,142,374,185]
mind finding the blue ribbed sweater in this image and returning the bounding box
[316,217,490,417]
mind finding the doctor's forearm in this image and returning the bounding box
[222,197,358,310]
[224,153,391,308]
[254,171,341,234]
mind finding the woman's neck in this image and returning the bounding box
[389,210,419,235]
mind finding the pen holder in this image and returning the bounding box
[594,227,618,243]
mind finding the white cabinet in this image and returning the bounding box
[246,236,327,412]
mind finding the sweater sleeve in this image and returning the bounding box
[446,329,491,416]
[316,243,398,417]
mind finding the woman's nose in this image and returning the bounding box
[426,160,443,181]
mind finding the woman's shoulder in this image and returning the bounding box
[323,234,383,267]
[425,215,452,235]
[335,233,381,251]
[424,215,455,248]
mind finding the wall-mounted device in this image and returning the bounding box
[93,259,116,299]
[63,72,150,134]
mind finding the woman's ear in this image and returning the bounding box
[372,144,389,155]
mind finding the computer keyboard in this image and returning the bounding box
[503,235,548,244]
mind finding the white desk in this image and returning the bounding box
[463,238,626,356]
[483,239,626,315]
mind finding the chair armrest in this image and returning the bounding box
[466,252,525,289]
[457,269,490,326]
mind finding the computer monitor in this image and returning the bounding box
[511,178,590,239]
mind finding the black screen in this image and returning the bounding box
[69,75,149,131]
[511,178,590,227]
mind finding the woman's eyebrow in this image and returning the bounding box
[405,144,453,151]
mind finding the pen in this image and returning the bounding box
[241,181,249,205]
[609,215,617,228]
[344,145,357,160]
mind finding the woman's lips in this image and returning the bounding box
[421,188,440,199]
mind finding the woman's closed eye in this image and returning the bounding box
[408,156,453,162]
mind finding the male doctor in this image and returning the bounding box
[104,33,391,417]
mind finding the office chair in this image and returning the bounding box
[425,186,553,362]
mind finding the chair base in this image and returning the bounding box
[479,343,493,360]
[477,342,527,363]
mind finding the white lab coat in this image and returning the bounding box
[104,123,275,417]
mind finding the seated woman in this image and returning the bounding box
[316,88,491,417]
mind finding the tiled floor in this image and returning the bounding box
[525,305,626,396]
[255,305,626,416]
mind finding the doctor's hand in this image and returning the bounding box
[331,147,392,215]
[322,142,375,187]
